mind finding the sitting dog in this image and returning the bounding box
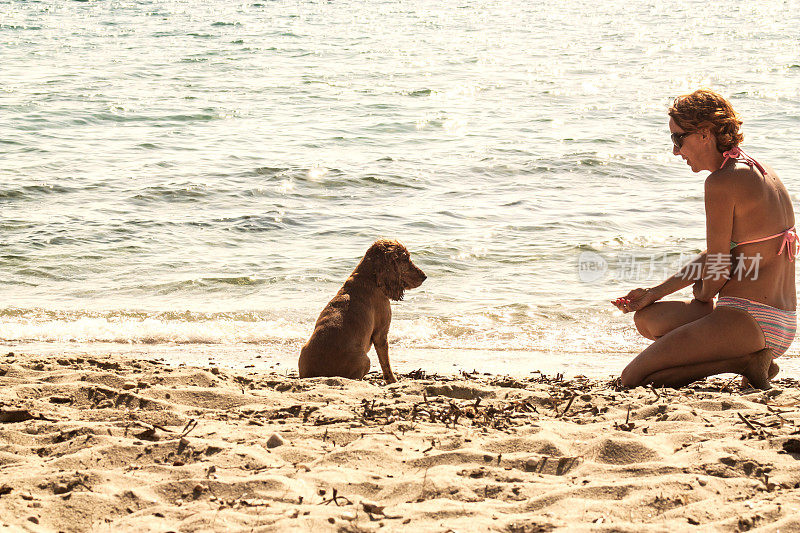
[298,239,426,383]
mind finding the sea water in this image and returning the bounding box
[2,0,800,376]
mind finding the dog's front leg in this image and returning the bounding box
[372,332,396,384]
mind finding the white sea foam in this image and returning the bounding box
[0,314,310,346]
[0,309,655,356]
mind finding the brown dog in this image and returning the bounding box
[298,239,426,383]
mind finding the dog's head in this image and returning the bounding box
[365,239,426,301]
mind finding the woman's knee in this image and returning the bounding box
[620,365,645,388]
[633,308,657,340]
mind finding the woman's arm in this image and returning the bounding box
[695,172,735,301]
[616,170,736,313]
[614,252,706,313]
[650,251,707,300]
[645,171,735,303]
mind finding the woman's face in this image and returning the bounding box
[669,117,706,173]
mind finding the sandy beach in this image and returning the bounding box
[0,351,798,532]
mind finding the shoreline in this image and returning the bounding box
[0,350,799,531]
[5,341,800,382]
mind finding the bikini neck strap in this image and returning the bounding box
[720,146,766,175]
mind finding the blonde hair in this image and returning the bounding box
[668,89,743,152]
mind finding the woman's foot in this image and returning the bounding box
[740,348,774,390]
[741,360,779,389]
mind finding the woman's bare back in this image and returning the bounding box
[720,164,796,310]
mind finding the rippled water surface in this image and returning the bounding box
[3,0,800,371]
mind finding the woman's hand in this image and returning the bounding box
[692,280,714,302]
[611,288,659,313]
[692,280,703,301]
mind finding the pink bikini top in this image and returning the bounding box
[730,228,799,261]
[723,147,798,261]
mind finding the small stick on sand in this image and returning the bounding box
[180,419,198,438]
[737,412,758,432]
[648,385,661,403]
[320,488,352,506]
[418,466,431,500]
[559,394,577,418]
[721,375,738,393]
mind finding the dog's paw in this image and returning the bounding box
[383,373,398,384]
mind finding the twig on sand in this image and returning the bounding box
[418,466,431,501]
[546,391,560,414]
[139,421,173,433]
[383,430,402,441]
[558,393,577,418]
[721,375,739,393]
[648,385,661,403]
[180,419,198,438]
[761,473,776,492]
[614,405,635,431]
[740,415,768,428]
[320,488,352,506]
[737,412,758,432]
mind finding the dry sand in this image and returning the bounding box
[0,350,799,532]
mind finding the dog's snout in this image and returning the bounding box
[406,263,426,289]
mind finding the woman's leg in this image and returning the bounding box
[621,307,767,388]
[633,299,714,340]
[641,348,773,389]
[741,361,780,388]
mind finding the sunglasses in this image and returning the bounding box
[671,131,695,149]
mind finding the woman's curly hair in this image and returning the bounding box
[668,89,743,152]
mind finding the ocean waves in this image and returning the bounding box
[2,303,798,359]
[0,183,77,201]
[2,0,800,365]
[0,305,651,356]
[0,307,308,345]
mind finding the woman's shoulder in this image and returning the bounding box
[705,165,740,191]
[708,160,774,188]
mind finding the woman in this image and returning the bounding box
[614,89,796,389]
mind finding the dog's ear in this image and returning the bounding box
[374,240,405,301]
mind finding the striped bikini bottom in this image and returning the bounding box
[716,296,797,358]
